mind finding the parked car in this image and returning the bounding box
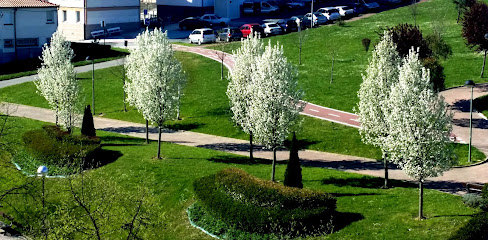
[200,14,230,26]
[179,17,212,30]
[304,12,327,26]
[239,23,265,38]
[335,6,355,18]
[378,0,401,5]
[242,1,279,15]
[217,27,243,42]
[354,0,380,11]
[188,28,216,45]
[316,7,341,21]
[276,18,298,33]
[290,16,311,29]
[262,22,283,36]
[284,0,305,9]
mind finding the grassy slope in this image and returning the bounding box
[0,117,481,239]
[0,51,484,163]
[211,0,488,112]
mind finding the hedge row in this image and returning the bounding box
[22,125,101,169]
[193,168,336,235]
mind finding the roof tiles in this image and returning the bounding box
[0,0,57,8]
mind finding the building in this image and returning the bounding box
[0,0,58,64]
[47,0,140,41]
[156,0,214,22]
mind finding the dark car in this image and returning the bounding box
[276,19,298,33]
[239,23,265,38]
[179,17,212,30]
[217,27,244,42]
[290,16,312,29]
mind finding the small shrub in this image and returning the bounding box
[81,105,96,137]
[22,125,101,169]
[193,168,336,236]
[463,193,485,208]
[284,133,303,188]
[362,38,371,52]
[337,17,345,27]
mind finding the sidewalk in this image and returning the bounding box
[4,103,487,195]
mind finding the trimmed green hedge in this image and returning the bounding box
[22,125,101,169]
[193,168,336,236]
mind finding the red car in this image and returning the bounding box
[239,23,265,38]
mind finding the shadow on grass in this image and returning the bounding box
[99,135,147,145]
[321,176,416,189]
[86,149,123,169]
[283,139,319,150]
[99,126,175,134]
[332,211,364,233]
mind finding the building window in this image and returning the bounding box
[3,11,13,25]
[4,39,14,48]
[76,11,80,22]
[63,10,67,22]
[16,38,39,47]
[46,11,55,24]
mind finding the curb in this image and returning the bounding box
[186,204,220,239]
[452,158,488,169]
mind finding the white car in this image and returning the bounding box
[316,7,341,21]
[335,6,355,18]
[188,28,216,45]
[261,23,283,36]
[200,14,230,26]
[304,12,328,25]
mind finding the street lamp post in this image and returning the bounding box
[86,56,95,115]
[37,166,48,240]
[310,0,314,28]
[464,80,475,163]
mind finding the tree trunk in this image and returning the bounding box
[123,70,127,112]
[299,45,302,65]
[382,151,389,189]
[419,180,424,220]
[271,148,277,181]
[330,54,335,84]
[249,132,254,162]
[157,126,162,159]
[481,50,487,78]
[145,120,149,144]
[221,59,224,80]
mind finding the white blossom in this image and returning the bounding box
[124,28,185,158]
[36,30,80,132]
[357,32,401,151]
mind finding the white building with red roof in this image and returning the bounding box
[0,0,58,64]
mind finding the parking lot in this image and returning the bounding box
[164,0,417,43]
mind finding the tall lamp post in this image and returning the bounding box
[86,56,95,115]
[464,80,475,162]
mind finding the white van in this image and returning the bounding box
[188,28,216,45]
[242,1,279,15]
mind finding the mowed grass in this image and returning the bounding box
[0,51,484,163]
[210,0,488,112]
[0,116,482,239]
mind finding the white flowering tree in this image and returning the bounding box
[356,32,401,188]
[251,42,303,181]
[125,29,185,159]
[385,48,454,219]
[36,30,80,133]
[227,34,263,162]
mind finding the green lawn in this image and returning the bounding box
[474,94,488,118]
[0,51,484,164]
[210,0,488,112]
[0,116,482,239]
[0,48,128,81]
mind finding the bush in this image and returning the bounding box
[449,212,488,240]
[284,133,303,188]
[22,125,101,169]
[422,57,445,92]
[193,168,336,236]
[463,193,485,208]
